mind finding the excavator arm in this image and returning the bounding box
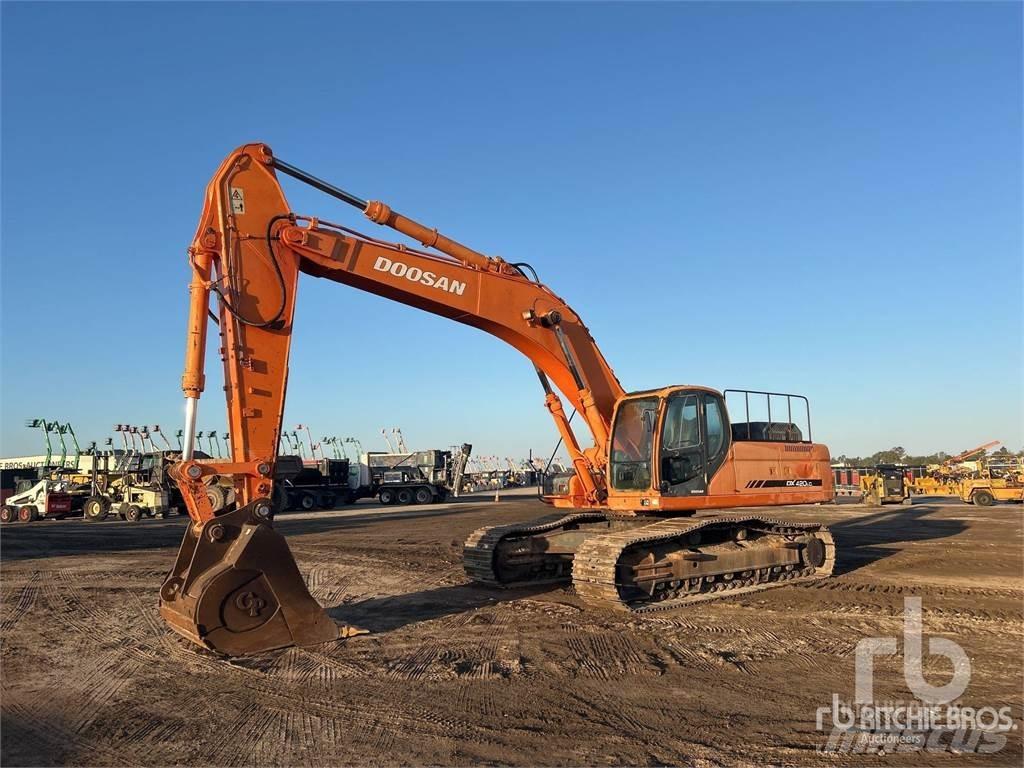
[160,143,625,654]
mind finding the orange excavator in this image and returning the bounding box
[160,143,837,656]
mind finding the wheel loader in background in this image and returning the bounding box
[159,143,837,656]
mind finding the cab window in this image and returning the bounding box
[662,394,700,450]
[705,394,725,461]
[610,397,658,490]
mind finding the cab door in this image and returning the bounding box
[658,391,730,497]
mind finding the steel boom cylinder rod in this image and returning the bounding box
[271,157,493,271]
[271,158,368,209]
[182,398,199,461]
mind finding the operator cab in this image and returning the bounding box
[609,386,812,496]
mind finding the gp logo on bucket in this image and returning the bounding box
[373,256,467,296]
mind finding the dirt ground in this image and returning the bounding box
[1,494,1021,767]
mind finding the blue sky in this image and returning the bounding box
[1,1,1021,460]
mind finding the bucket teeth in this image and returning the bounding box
[159,501,364,656]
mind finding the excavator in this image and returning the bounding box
[160,143,837,656]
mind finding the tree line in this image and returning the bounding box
[831,445,1024,467]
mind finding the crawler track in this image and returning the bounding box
[463,512,607,586]
[573,515,836,612]
[464,511,836,613]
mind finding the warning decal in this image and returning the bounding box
[230,187,245,214]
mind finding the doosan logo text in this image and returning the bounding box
[373,256,467,296]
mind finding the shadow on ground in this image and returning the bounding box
[827,502,966,575]
[331,581,553,632]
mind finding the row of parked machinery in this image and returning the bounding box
[0,420,475,523]
[284,428,553,498]
[270,444,472,511]
[272,427,473,508]
[0,423,192,524]
[831,441,1024,507]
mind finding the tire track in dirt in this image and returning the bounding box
[448,635,530,681]
[455,679,500,720]
[64,657,147,735]
[563,630,611,680]
[50,573,152,643]
[3,649,147,764]
[1,571,39,634]
[556,682,693,754]
[261,645,381,687]
[644,618,830,676]
[393,684,495,743]
[4,574,177,766]
[799,579,1023,599]
[284,709,348,768]
[40,581,105,639]
[788,599,1023,631]
[637,615,747,635]
[562,626,666,679]
[266,647,330,686]
[139,641,496,750]
[437,604,519,631]
[125,589,175,650]
[121,717,189,750]
[382,636,520,681]
[657,637,720,672]
[299,646,377,681]
[220,703,364,767]
[2,699,136,766]
[305,562,355,607]
[510,598,582,621]
[778,626,858,671]
[23,649,143,733]
[385,639,452,680]
[210,701,279,767]
[454,637,499,679]
[733,623,858,674]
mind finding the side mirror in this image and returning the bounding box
[659,480,670,492]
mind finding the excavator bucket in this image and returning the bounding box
[159,501,364,656]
